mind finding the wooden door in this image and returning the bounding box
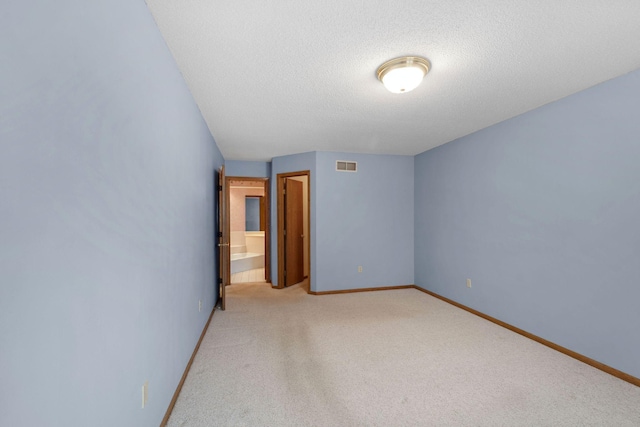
[285,178,304,286]
[218,166,230,310]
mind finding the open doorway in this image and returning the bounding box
[277,171,310,292]
[228,177,270,284]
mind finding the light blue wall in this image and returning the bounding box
[270,152,316,287]
[270,152,414,292]
[414,69,640,378]
[315,152,414,291]
[0,1,224,426]
[225,160,271,178]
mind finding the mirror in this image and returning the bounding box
[245,196,263,231]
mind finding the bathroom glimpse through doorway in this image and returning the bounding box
[227,177,270,285]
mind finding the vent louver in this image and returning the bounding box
[336,161,357,172]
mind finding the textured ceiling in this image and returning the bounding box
[146,1,640,161]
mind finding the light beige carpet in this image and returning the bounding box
[168,283,640,426]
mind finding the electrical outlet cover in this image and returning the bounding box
[142,381,148,408]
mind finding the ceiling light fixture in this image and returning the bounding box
[376,56,431,94]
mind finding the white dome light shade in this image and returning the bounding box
[382,66,425,93]
[377,56,431,94]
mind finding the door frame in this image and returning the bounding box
[277,171,311,292]
[217,166,230,310]
[227,176,271,283]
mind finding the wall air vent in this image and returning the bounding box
[336,161,357,172]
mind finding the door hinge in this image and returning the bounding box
[218,231,223,238]
[218,277,223,284]
[218,185,223,191]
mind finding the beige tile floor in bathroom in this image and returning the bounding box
[230,268,265,284]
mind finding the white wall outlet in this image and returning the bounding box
[142,381,148,408]
[199,299,202,312]
[358,266,363,273]
[466,279,472,288]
